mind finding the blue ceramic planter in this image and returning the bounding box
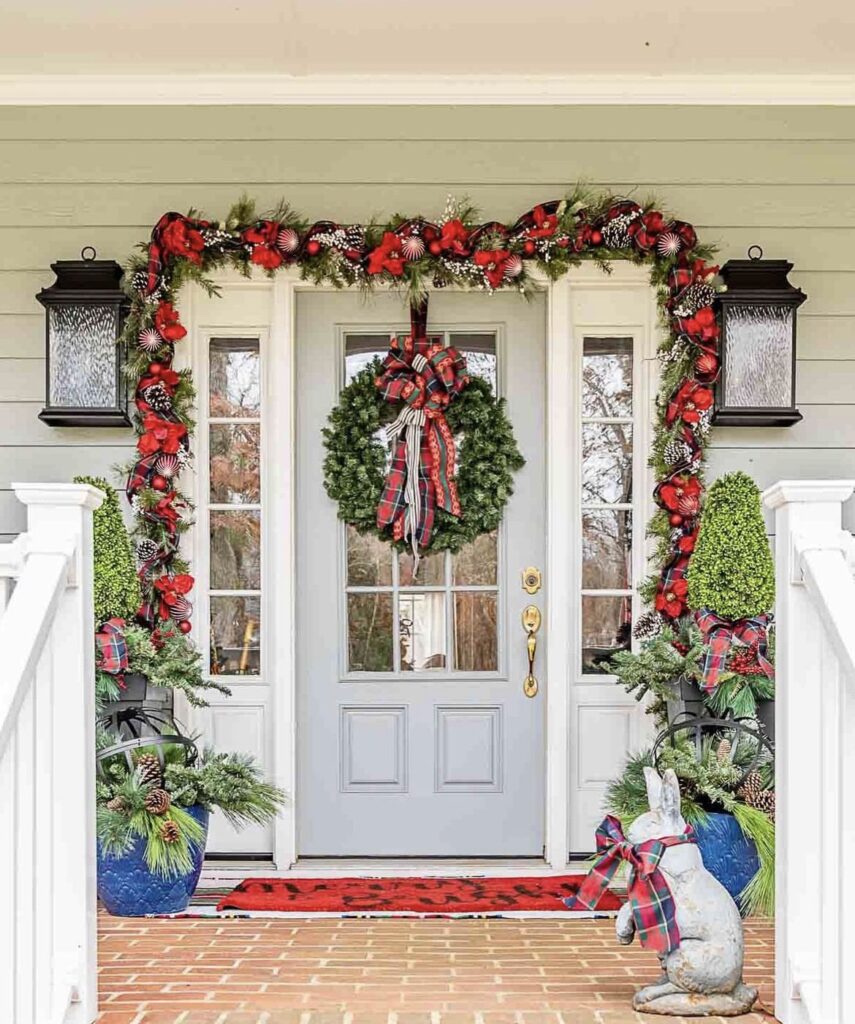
[693,811,759,911]
[97,804,209,916]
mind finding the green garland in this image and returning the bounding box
[322,365,524,552]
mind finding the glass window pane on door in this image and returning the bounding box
[210,510,261,590]
[210,595,261,676]
[454,592,498,672]
[347,526,393,587]
[582,510,632,589]
[209,424,261,503]
[399,592,447,671]
[581,595,632,675]
[582,337,633,417]
[347,593,394,672]
[209,337,260,417]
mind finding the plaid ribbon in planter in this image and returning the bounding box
[695,609,774,693]
[375,301,468,572]
[565,814,696,954]
[96,617,129,683]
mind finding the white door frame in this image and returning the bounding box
[182,263,656,871]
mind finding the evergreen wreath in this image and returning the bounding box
[322,363,524,553]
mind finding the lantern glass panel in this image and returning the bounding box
[48,303,118,408]
[723,303,793,409]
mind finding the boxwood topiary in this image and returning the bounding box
[687,471,774,620]
[75,475,141,625]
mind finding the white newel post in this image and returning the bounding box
[13,483,103,1024]
[763,480,855,1024]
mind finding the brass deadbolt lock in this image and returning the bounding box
[522,566,542,595]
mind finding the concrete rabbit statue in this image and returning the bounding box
[616,767,758,1016]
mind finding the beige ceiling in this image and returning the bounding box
[1,0,854,76]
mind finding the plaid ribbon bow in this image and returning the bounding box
[695,609,774,693]
[95,618,129,680]
[375,301,468,571]
[565,815,695,954]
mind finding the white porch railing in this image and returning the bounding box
[0,483,103,1024]
[764,480,855,1024]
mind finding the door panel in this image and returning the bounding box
[296,290,546,856]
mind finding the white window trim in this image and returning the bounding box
[179,265,659,871]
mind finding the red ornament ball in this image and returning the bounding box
[590,230,603,246]
[523,239,536,256]
[148,362,162,375]
[669,513,683,526]
[423,225,437,242]
[178,620,192,634]
[306,239,321,256]
[151,475,169,492]
[428,240,443,256]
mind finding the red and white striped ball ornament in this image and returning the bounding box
[154,453,179,479]
[277,227,300,254]
[504,254,523,279]
[169,596,193,622]
[401,235,426,261]
[656,232,682,258]
[138,328,163,353]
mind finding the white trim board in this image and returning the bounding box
[2,73,855,106]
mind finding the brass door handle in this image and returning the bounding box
[522,605,541,698]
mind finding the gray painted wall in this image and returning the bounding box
[1,104,854,538]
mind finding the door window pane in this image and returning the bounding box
[582,510,632,589]
[210,423,260,504]
[581,595,632,675]
[210,510,261,590]
[209,338,260,417]
[449,333,498,394]
[399,593,447,671]
[399,549,445,587]
[454,593,498,672]
[453,532,498,586]
[347,594,394,672]
[345,334,390,384]
[581,423,633,504]
[582,337,633,418]
[210,595,261,676]
[347,526,393,586]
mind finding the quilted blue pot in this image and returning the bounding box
[693,811,759,912]
[97,804,209,916]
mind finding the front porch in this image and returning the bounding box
[97,912,775,1024]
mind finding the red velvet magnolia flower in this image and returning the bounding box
[243,221,283,270]
[631,211,668,251]
[367,232,406,276]
[655,577,689,618]
[137,413,187,456]
[659,474,702,515]
[439,219,470,255]
[678,530,699,554]
[153,572,194,619]
[666,380,714,426]
[526,205,558,239]
[154,301,187,343]
[474,249,511,289]
[679,306,719,343]
[160,218,206,264]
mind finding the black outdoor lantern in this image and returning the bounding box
[713,246,807,427]
[36,247,131,427]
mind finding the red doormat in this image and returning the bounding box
[216,875,621,916]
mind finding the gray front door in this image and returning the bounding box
[296,289,546,856]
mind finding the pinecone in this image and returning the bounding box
[135,752,162,787]
[601,212,638,250]
[752,789,776,821]
[633,610,663,641]
[106,795,127,813]
[137,538,158,563]
[142,382,172,413]
[130,269,149,294]
[144,788,172,815]
[160,819,181,844]
[663,438,692,467]
[716,738,732,763]
[673,282,716,318]
[738,769,764,803]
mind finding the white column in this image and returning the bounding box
[762,480,855,1024]
[14,482,103,1024]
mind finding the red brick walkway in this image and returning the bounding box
[97,913,777,1024]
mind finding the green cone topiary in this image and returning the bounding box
[687,471,774,620]
[75,475,141,625]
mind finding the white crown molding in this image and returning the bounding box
[1,73,855,106]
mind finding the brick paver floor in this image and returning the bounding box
[97,912,777,1024]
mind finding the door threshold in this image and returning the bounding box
[201,856,594,884]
